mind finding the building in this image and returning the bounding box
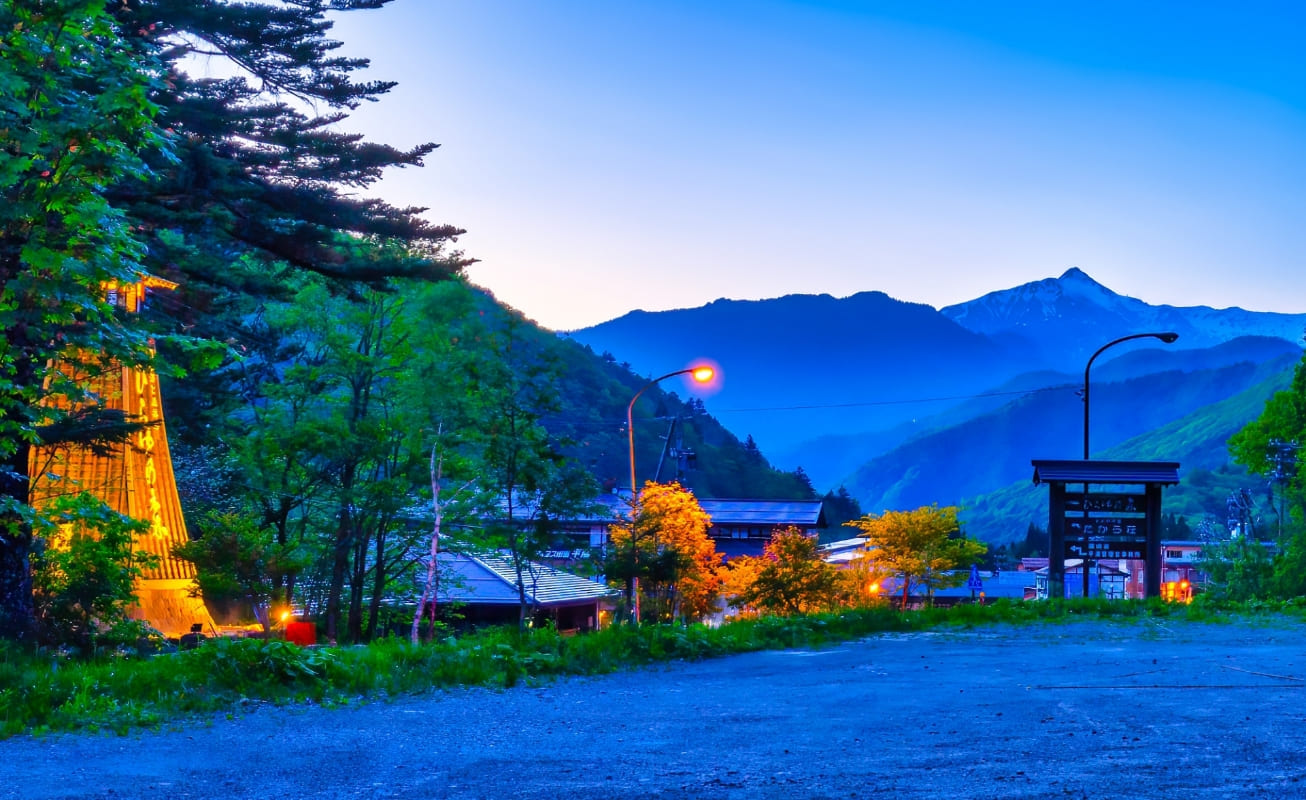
[430,551,618,632]
[1034,559,1130,600]
[698,498,826,560]
[28,275,212,638]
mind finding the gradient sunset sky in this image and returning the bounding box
[319,1,1306,331]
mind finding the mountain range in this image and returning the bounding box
[567,268,1305,539]
[569,269,1305,458]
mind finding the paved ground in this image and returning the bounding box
[4,617,1306,799]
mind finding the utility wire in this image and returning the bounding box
[708,385,1072,414]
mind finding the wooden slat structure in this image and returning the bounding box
[29,276,212,637]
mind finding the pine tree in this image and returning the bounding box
[1,1,467,641]
[1,0,169,641]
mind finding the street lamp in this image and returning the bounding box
[1077,331,1177,598]
[1082,332,1178,459]
[625,364,715,622]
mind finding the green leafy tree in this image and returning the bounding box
[844,505,986,608]
[30,495,158,651]
[734,526,842,616]
[1,1,168,641]
[173,511,307,631]
[1230,353,1306,541]
[3,0,467,643]
[469,313,599,630]
[1197,536,1274,601]
[821,486,864,531]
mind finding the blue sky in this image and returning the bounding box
[327,1,1306,331]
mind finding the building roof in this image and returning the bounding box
[698,498,826,527]
[821,537,867,565]
[1031,459,1181,486]
[1034,559,1129,576]
[436,551,617,608]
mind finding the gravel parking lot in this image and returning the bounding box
[5,617,1306,799]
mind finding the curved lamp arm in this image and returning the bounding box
[627,367,714,501]
[1083,332,1178,459]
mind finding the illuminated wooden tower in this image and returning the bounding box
[29,276,212,637]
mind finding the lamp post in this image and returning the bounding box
[625,365,715,623]
[1083,332,1178,459]
[1078,331,1178,597]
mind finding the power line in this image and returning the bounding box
[707,385,1071,414]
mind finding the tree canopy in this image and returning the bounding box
[731,526,843,616]
[1,0,466,642]
[608,481,721,623]
[844,505,985,608]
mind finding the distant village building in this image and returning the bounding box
[527,491,827,562]
[698,498,826,560]
[1034,559,1129,600]
[429,551,618,632]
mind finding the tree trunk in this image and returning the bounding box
[0,525,35,642]
[347,525,368,642]
[411,443,443,645]
[0,394,37,641]
[324,502,352,643]
[365,527,387,640]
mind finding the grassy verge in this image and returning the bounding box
[2,597,1301,739]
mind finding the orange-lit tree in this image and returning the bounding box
[732,526,842,616]
[608,481,721,623]
[844,505,986,608]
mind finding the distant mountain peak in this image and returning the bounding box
[1059,266,1096,283]
[940,268,1127,333]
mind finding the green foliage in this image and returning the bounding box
[1198,536,1275,601]
[29,494,157,652]
[845,505,987,605]
[734,527,843,616]
[820,486,863,534]
[0,0,170,640]
[184,637,334,692]
[5,599,1300,739]
[172,512,308,626]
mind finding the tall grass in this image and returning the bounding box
[0,598,1282,738]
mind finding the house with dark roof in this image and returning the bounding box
[432,551,619,631]
[697,498,826,560]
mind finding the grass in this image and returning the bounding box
[2,597,1302,739]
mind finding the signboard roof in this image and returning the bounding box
[1031,460,1180,486]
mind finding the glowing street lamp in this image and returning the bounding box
[625,364,716,622]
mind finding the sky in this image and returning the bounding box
[322,1,1306,332]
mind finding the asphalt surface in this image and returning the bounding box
[4,618,1306,799]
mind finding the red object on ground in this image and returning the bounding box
[285,621,317,646]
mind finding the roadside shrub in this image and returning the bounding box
[180,637,333,692]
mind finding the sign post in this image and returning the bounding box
[1032,461,1180,600]
[966,563,983,600]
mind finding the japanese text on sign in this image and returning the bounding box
[1066,518,1147,538]
[1064,492,1147,514]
